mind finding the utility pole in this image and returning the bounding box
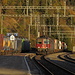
[62,34,63,41]
[0,3,3,34]
[28,9,32,40]
[26,0,29,16]
[24,8,26,28]
[50,0,52,6]
[28,24,30,40]
[46,0,48,14]
[46,0,47,6]
[0,4,1,33]
[49,26,51,36]
[30,9,32,26]
[64,0,66,17]
[35,15,37,30]
[71,16,72,25]
[57,11,60,40]
[1,15,3,34]
[37,15,40,37]
[43,16,46,35]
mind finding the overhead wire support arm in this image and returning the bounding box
[0,0,75,39]
[1,6,74,10]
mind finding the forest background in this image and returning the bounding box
[0,0,75,51]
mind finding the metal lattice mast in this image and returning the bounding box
[1,15,3,34]
[50,0,52,6]
[0,0,75,39]
[64,0,66,17]
[0,3,3,34]
[26,0,29,16]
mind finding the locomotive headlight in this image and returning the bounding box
[38,47,40,48]
[42,45,44,47]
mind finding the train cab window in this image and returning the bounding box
[44,39,50,44]
[37,39,42,44]
[37,42,42,44]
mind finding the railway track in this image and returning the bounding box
[54,52,75,74]
[34,55,74,75]
[65,54,75,61]
[34,55,53,75]
[58,53,75,64]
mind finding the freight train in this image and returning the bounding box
[0,34,30,55]
[36,36,67,54]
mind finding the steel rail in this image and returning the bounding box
[32,57,43,75]
[24,56,32,75]
[58,53,75,64]
[34,56,54,75]
[44,56,75,75]
[66,54,75,61]
[35,55,74,75]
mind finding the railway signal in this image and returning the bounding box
[10,35,15,41]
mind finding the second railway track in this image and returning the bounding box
[58,53,75,64]
[34,55,74,75]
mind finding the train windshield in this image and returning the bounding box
[37,39,42,44]
[44,39,50,44]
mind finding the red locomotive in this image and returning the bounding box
[36,36,67,54]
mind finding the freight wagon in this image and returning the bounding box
[0,34,30,55]
[21,38,30,53]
